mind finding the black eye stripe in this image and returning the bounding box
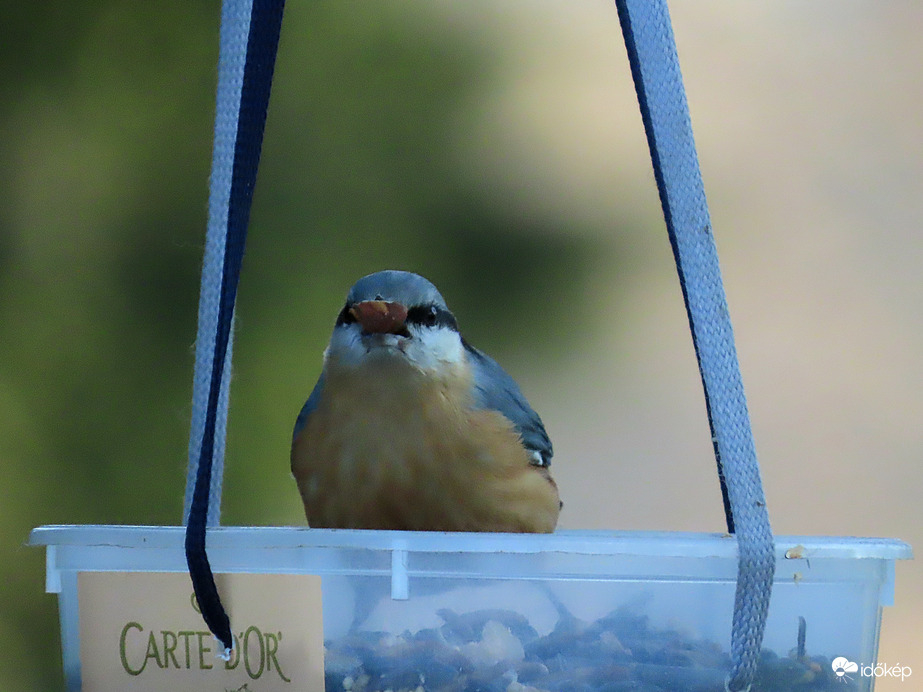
[405,305,457,331]
[335,302,457,331]
[335,303,355,326]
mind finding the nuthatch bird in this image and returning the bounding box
[291,270,560,532]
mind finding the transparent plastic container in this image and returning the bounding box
[30,525,911,691]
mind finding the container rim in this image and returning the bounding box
[28,524,912,561]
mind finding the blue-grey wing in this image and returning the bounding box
[463,340,553,467]
[293,372,325,443]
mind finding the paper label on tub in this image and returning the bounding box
[78,572,324,691]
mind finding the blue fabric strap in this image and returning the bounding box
[614,1,775,690]
[184,0,285,653]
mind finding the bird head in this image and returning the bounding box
[325,270,465,373]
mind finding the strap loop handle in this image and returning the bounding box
[614,1,775,689]
[184,2,773,685]
[184,0,285,653]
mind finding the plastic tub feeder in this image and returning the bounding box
[30,525,911,691]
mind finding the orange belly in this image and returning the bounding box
[291,359,559,532]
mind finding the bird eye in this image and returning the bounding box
[405,304,457,331]
[335,303,355,326]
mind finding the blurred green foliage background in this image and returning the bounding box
[1,3,618,687]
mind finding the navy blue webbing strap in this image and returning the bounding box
[614,2,775,690]
[184,0,285,654]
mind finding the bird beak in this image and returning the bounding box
[350,300,409,335]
